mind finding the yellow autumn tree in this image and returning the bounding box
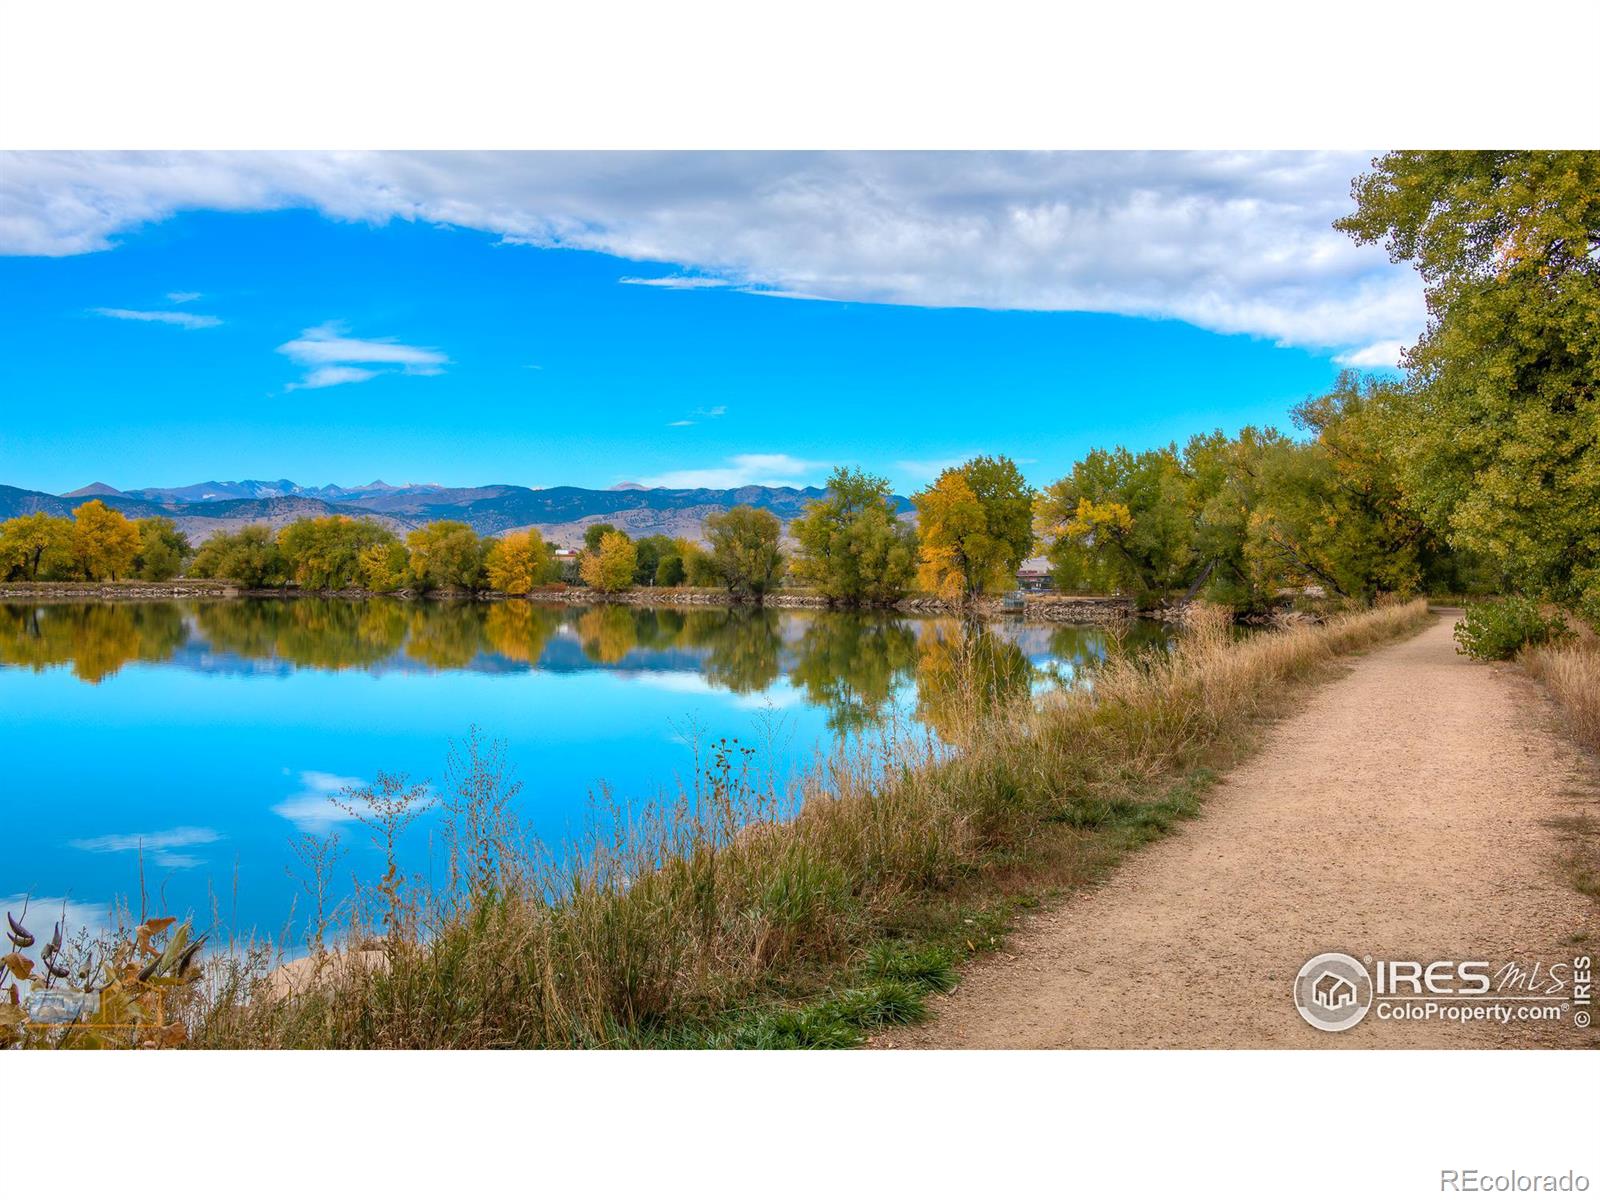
[71,499,141,582]
[913,470,1021,601]
[580,530,637,593]
[485,529,556,594]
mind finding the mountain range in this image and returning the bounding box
[2,479,910,545]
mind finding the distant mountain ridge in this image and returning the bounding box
[1,478,909,545]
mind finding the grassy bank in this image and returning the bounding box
[1521,637,1600,903]
[119,600,1428,1048]
[1523,638,1600,757]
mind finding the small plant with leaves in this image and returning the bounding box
[1,905,205,1049]
[1454,598,1569,661]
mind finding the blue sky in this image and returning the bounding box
[0,152,1417,496]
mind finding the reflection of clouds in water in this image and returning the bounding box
[626,671,718,697]
[273,770,367,833]
[730,684,804,711]
[67,825,220,870]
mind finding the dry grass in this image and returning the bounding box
[1522,637,1600,756]
[172,598,1431,1049]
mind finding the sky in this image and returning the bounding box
[0,151,1419,496]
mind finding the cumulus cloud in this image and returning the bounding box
[69,825,221,870]
[642,453,821,490]
[277,321,448,390]
[0,151,1423,357]
[1334,340,1407,369]
[91,306,221,329]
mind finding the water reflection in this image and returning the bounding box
[0,598,1167,729]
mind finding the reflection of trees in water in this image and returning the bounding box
[688,608,783,695]
[2,599,1165,735]
[567,604,785,693]
[405,603,485,669]
[0,602,187,683]
[197,598,409,669]
[482,601,561,665]
[914,620,1034,746]
[575,605,640,665]
[787,611,919,733]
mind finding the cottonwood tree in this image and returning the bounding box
[133,517,191,582]
[914,456,1034,602]
[484,529,556,594]
[190,526,288,588]
[703,505,784,600]
[790,467,917,606]
[580,529,637,593]
[71,500,141,582]
[0,512,75,581]
[406,521,487,591]
[1337,150,1600,623]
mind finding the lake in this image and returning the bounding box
[0,598,1164,943]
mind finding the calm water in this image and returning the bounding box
[0,598,1163,941]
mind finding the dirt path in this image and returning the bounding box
[891,612,1599,1049]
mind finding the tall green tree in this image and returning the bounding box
[133,517,191,581]
[191,526,288,588]
[1037,445,1194,602]
[630,534,678,586]
[1337,150,1600,621]
[703,505,784,600]
[278,516,397,590]
[790,467,918,606]
[406,521,487,591]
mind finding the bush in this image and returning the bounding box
[1453,598,1569,661]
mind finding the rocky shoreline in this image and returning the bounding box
[0,580,1141,624]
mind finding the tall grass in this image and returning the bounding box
[1522,638,1600,755]
[181,599,1430,1049]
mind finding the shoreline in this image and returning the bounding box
[0,580,1139,625]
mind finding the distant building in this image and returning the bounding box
[1016,555,1054,592]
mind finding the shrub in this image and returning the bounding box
[1453,598,1569,661]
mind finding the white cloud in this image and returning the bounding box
[666,419,695,427]
[91,306,221,329]
[291,365,379,390]
[619,274,733,289]
[68,825,221,870]
[642,453,821,490]
[1,151,1425,357]
[1,895,113,943]
[277,321,447,389]
[273,769,368,833]
[1333,339,1407,369]
[166,290,201,302]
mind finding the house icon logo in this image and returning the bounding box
[1294,952,1373,1032]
